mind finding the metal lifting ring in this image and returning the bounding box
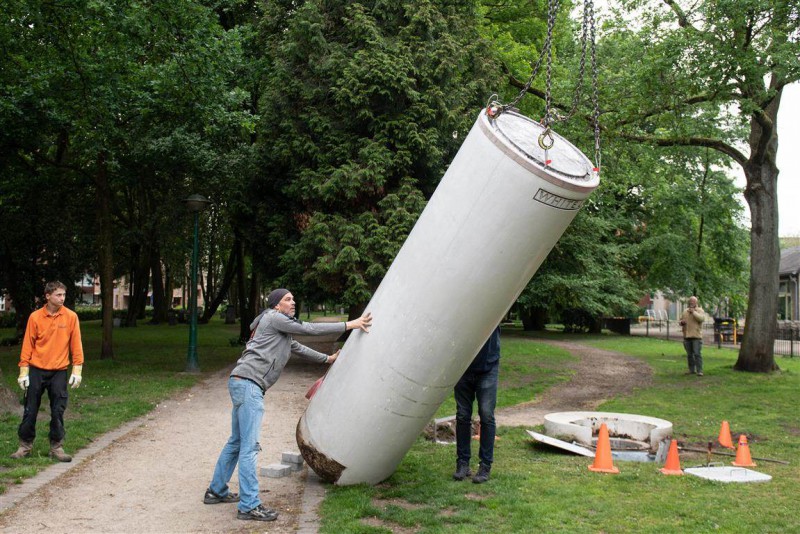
[485,94,503,119]
[538,129,555,150]
[483,0,601,167]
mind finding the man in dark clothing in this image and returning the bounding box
[453,325,500,484]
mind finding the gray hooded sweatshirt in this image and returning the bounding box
[230,309,345,393]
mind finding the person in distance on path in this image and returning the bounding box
[679,296,706,376]
[203,288,372,522]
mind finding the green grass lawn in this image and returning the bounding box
[2,321,798,532]
[322,330,800,534]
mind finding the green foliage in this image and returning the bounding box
[599,0,799,368]
[485,0,752,325]
[255,0,501,307]
[0,0,253,325]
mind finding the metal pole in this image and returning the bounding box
[186,211,200,372]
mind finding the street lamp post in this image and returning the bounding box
[184,194,211,372]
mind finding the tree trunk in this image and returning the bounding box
[736,160,780,372]
[95,154,115,359]
[132,249,151,323]
[203,237,215,319]
[150,247,168,324]
[12,297,33,340]
[4,266,34,340]
[200,239,238,323]
[244,265,259,337]
[520,306,548,331]
[236,239,250,342]
[735,89,782,372]
[128,256,137,323]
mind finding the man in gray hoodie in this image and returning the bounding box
[203,288,372,522]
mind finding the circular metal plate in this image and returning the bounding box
[484,110,596,186]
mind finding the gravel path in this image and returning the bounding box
[0,360,327,534]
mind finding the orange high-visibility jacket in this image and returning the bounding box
[19,305,84,370]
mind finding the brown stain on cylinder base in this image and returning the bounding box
[296,416,345,484]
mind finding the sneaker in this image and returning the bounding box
[203,488,240,504]
[472,464,491,484]
[685,370,696,375]
[697,371,704,376]
[237,504,278,522]
[452,461,472,481]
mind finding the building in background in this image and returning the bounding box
[779,246,800,321]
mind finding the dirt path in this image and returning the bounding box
[0,339,652,533]
[0,360,327,534]
[496,339,653,427]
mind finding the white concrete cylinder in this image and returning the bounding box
[297,108,599,485]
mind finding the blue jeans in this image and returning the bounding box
[454,365,498,467]
[209,377,264,512]
[684,338,703,373]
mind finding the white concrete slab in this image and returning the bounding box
[526,430,596,457]
[684,466,772,483]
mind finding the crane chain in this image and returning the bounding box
[486,0,602,173]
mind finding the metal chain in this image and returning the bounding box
[496,0,561,113]
[589,0,601,172]
[487,0,602,173]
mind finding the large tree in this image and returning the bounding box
[255,0,500,313]
[0,0,252,356]
[600,0,800,371]
[478,0,749,329]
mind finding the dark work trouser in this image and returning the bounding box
[18,366,69,443]
[454,365,499,467]
[683,338,703,373]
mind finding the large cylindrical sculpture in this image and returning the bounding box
[297,108,600,485]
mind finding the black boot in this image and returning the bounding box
[452,461,472,481]
[472,463,491,484]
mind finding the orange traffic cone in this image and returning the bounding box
[718,420,734,449]
[732,435,756,467]
[659,439,683,475]
[588,423,620,474]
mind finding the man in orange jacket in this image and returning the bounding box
[11,281,84,462]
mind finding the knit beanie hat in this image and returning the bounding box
[266,288,290,309]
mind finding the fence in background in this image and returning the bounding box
[626,317,799,357]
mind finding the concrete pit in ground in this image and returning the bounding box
[543,411,673,461]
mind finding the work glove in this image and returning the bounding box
[17,367,29,390]
[69,365,83,389]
